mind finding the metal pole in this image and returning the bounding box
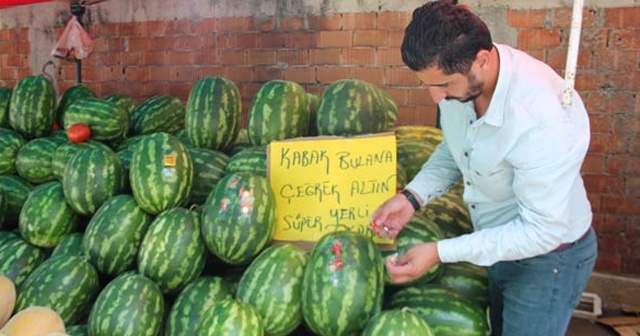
[70,1,86,84]
[562,0,585,107]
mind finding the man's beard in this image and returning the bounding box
[445,72,483,103]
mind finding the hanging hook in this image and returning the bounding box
[41,60,56,83]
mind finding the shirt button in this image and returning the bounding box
[465,181,471,186]
[464,152,469,157]
[470,204,476,209]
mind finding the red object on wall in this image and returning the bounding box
[0,0,54,9]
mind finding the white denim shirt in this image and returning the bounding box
[406,44,592,266]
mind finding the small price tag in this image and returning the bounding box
[163,155,176,167]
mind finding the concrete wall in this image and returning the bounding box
[0,0,639,280]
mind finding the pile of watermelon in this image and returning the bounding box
[0,75,486,336]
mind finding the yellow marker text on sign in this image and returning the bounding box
[268,134,396,245]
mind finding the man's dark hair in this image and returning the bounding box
[401,0,493,75]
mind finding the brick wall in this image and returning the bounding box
[0,6,638,276]
[0,28,32,85]
[48,12,437,126]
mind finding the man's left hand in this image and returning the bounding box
[386,242,441,284]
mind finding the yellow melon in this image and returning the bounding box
[0,306,65,336]
[0,275,16,328]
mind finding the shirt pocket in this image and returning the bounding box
[469,160,514,201]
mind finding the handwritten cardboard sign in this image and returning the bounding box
[268,133,396,246]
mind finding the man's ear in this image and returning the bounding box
[474,49,491,70]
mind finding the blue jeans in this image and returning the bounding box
[488,228,597,336]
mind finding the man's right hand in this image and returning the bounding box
[370,192,419,239]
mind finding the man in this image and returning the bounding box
[371,1,597,335]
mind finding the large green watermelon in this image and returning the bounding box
[87,272,164,336]
[316,78,388,136]
[138,207,206,294]
[389,285,489,336]
[130,132,193,214]
[0,87,11,128]
[129,95,185,136]
[165,276,234,336]
[302,230,385,336]
[247,79,310,146]
[15,255,100,325]
[0,236,46,288]
[0,127,26,175]
[9,75,56,138]
[197,299,263,336]
[362,308,435,336]
[56,84,96,126]
[0,175,33,227]
[62,147,125,215]
[15,136,64,184]
[200,172,276,265]
[185,76,241,151]
[236,243,309,335]
[19,181,80,248]
[82,194,152,277]
[63,97,128,142]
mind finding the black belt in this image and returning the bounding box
[554,227,592,252]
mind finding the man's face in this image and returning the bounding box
[416,65,483,104]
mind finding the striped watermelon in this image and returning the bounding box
[15,255,100,325]
[390,285,489,336]
[165,276,234,336]
[104,93,137,115]
[0,230,20,246]
[432,262,489,309]
[394,125,443,144]
[0,127,26,175]
[83,194,152,277]
[396,137,437,181]
[0,236,46,287]
[236,243,309,335]
[247,79,310,146]
[419,191,472,238]
[63,97,128,142]
[0,188,5,225]
[130,132,193,214]
[316,78,388,136]
[186,76,241,151]
[62,147,125,215]
[389,213,443,285]
[0,87,12,128]
[19,181,80,248]
[138,207,206,294]
[198,299,264,336]
[51,140,112,181]
[225,145,267,177]
[50,232,85,259]
[226,128,251,156]
[362,308,435,336]
[172,128,193,148]
[302,231,385,336]
[65,324,89,336]
[55,84,96,125]
[129,95,185,136]
[201,172,276,265]
[9,75,56,138]
[88,272,164,336]
[186,147,229,206]
[307,92,320,136]
[380,89,399,131]
[0,175,33,227]
[15,137,64,184]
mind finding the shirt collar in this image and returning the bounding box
[481,44,512,127]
